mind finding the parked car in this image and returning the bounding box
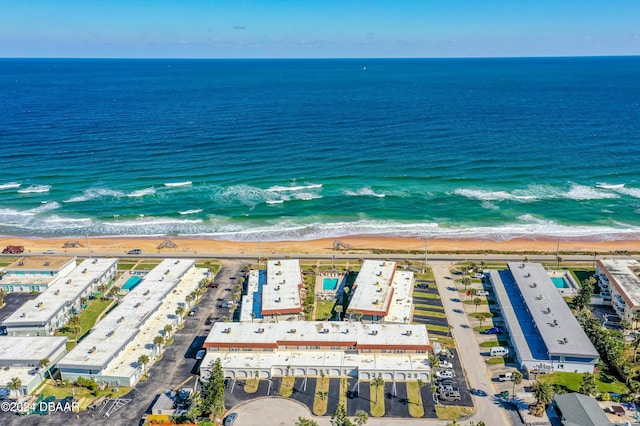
[416,283,429,289]
[440,388,461,401]
[127,249,142,255]
[437,378,454,386]
[435,369,454,379]
[476,290,490,296]
[473,273,484,279]
[224,412,238,426]
[490,346,510,357]
[470,388,487,397]
[482,327,503,335]
[498,372,513,382]
[439,361,453,369]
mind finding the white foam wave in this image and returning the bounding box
[265,200,285,205]
[293,192,323,201]
[164,181,192,187]
[266,183,323,192]
[17,185,51,194]
[563,184,619,200]
[104,217,203,227]
[0,182,21,190]
[481,201,499,211]
[344,187,386,198]
[596,182,625,189]
[610,186,640,199]
[64,188,125,203]
[179,209,203,215]
[454,188,539,202]
[28,202,61,214]
[128,187,156,197]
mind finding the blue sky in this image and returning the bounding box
[1,0,639,58]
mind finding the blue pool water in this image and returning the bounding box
[323,278,339,291]
[551,276,569,289]
[122,276,142,291]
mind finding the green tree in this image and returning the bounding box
[137,354,150,373]
[354,409,368,426]
[153,335,165,353]
[7,377,22,398]
[199,358,226,421]
[175,306,185,324]
[185,293,194,308]
[372,377,384,403]
[329,404,366,426]
[573,276,596,311]
[533,381,553,407]
[334,305,344,321]
[633,333,640,363]
[296,418,319,426]
[511,370,523,396]
[164,324,173,339]
[462,276,471,292]
[579,372,597,396]
[473,297,482,312]
[39,358,51,380]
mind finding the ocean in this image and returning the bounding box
[1,57,639,241]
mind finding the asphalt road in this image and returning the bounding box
[0,260,248,426]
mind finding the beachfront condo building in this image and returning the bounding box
[596,259,640,323]
[346,260,414,323]
[240,259,304,322]
[0,336,68,396]
[57,259,204,387]
[489,262,599,374]
[0,256,77,292]
[2,258,118,336]
[200,321,431,382]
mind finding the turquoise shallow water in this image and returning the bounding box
[0,57,639,241]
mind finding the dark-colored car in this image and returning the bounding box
[224,412,238,425]
[482,327,503,335]
[416,283,429,289]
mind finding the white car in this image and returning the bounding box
[439,361,453,369]
[435,369,454,379]
[43,249,56,254]
[476,290,490,296]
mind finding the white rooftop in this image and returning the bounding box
[348,260,396,316]
[58,259,196,371]
[261,259,303,314]
[2,258,118,326]
[598,259,640,309]
[507,262,598,358]
[385,270,414,323]
[204,321,429,350]
[0,336,68,362]
[240,270,260,322]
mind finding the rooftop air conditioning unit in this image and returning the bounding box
[66,279,72,284]
[82,268,87,273]
[93,259,98,264]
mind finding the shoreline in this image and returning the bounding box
[1,235,638,256]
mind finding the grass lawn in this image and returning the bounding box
[463,299,494,305]
[415,268,435,280]
[315,300,335,320]
[406,382,425,418]
[41,381,132,400]
[473,325,493,333]
[431,336,455,347]
[370,383,385,417]
[244,378,260,394]
[538,372,628,394]
[435,405,474,420]
[414,303,444,311]
[479,340,510,348]
[486,356,513,365]
[426,324,450,334]
[59,299,114,339]
[280,376,295,397]
[412,291,440,299]
[117,263,137,270]
[414,310,447,319]
[339,378,348,408]
[133,262,161,270]
[313,377,330,415]
[570,269,595,286]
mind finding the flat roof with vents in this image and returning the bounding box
[347,260,396,317]
[598,259,640,309]
[261,259,303,315]
[2,258,118,327]
[4,256,76,272]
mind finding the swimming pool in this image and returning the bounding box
[551,276,569,289]
[323,278,339,291]
[122,276,142,291]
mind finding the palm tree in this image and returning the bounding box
[7,377,22,398]
[39,358,51,380]
[356,312,363,322]
[185,294,194,308]
[633,333,640,363]
[334,305,343,321]
[153,335,164,354]
[164,324,173,339]
[462,276,471,292]
[175,306,185,324]
[532,381,553,408]
[372,377,384,403]
[354,409,368,426]
[250,312,256,323]
[137,354,150,374]
[473,297,482,312]
[511,371,523,396]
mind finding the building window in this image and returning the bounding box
[230,348,239,352]
[331,346,340,350]
[382,349,391,353]
[242,348,252,352]
[394,350,404,354]
[417,350,426,354]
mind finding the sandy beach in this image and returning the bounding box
[0,235,638,256]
